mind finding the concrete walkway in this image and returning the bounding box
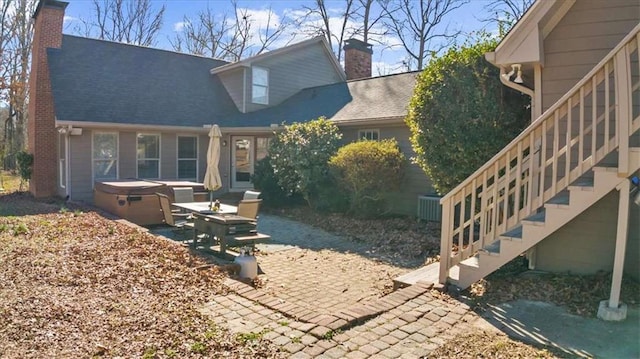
[149,213,640,358]
[482,300,640,358]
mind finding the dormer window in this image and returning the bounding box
[252,66,269,105]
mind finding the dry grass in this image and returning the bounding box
[0,170,21,193]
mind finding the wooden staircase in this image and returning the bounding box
[449,150,640,288]
[435,24,640,290]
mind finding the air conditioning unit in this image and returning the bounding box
[417,195,442,222]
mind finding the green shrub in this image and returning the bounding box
[329,139,406,217]
[406,38,530,194]
[251,156,303,207]
[269,118,342,210]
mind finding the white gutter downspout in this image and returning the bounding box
[499,66,536,122]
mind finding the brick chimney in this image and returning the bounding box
[343,38,372,80]
[28,0,67,198]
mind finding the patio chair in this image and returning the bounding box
[237,199,262,221]
[173,187,194,203]
[156,193,194,238]
[242,190,261,200]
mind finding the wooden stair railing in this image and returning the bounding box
[439,24,640,284]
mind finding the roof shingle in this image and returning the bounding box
[48,35,239,127]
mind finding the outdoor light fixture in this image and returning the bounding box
[502,64,523,84]
[514,65,524,83]
[501,64,516,80]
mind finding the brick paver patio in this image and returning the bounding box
[152,213,480,357]
[256,247,406,315]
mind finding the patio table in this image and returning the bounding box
[172,201,237,215]
[190,213,270,255]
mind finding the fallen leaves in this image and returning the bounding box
[468,258,640,317]
[427,330,563,358]
[0,194,284,358]
[271,207,441,267]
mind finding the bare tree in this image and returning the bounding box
[0,0,34,170]
[170,1,289,61]
[381,0,467,71]
[296,0,357,62]
[351,0,387,44]
[484,0,534,35]
[73,0,165,46]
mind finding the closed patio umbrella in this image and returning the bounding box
[203,125,222,207]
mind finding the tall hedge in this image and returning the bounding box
[405,39,530,194]
[329,139,406,217]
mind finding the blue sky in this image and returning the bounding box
[62,0,497,74]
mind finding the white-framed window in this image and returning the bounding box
[93,132,118,182]
[252,66,269,105]
[137,133,160,179]
[58,133,66,188]
[358,129,380,141]
[177,135,198,180]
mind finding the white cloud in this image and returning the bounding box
[240,8,281,29]
[372,61,405,76]
[279,5,402,59]
[173,21,187,32]
[63,15,77,26]
[235,7,303,52]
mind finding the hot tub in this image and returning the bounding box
[94,180,207,226]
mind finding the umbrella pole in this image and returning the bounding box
[209,191,213,208]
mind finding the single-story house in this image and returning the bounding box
[28,0,433,217]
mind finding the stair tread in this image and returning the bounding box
[500,225,523,239]
[460,255,479,269]
[547,191,570,205]
[523,210,546,223]
[393,262,439,287]
[481,240,500,255]
[570,177,594,188]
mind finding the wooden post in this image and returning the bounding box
[439,200,452,284]
[609,179,630,308]
[614,47,630,177]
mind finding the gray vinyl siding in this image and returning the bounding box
[119,132,136,179]
[162,133,177,179]
[541,0,639,112]
[246,45,342,112]
[339,124,434,216]
[215,44,343,115]
[69,131,92,202]
[56,134,65,198]
[217,68,245,112]
[68,129,209,204]
[536,190,639,280]
[219,134,231,192]
[625,198,640,280]
[198,133,209,183]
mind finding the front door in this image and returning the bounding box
[231,136,254,189]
